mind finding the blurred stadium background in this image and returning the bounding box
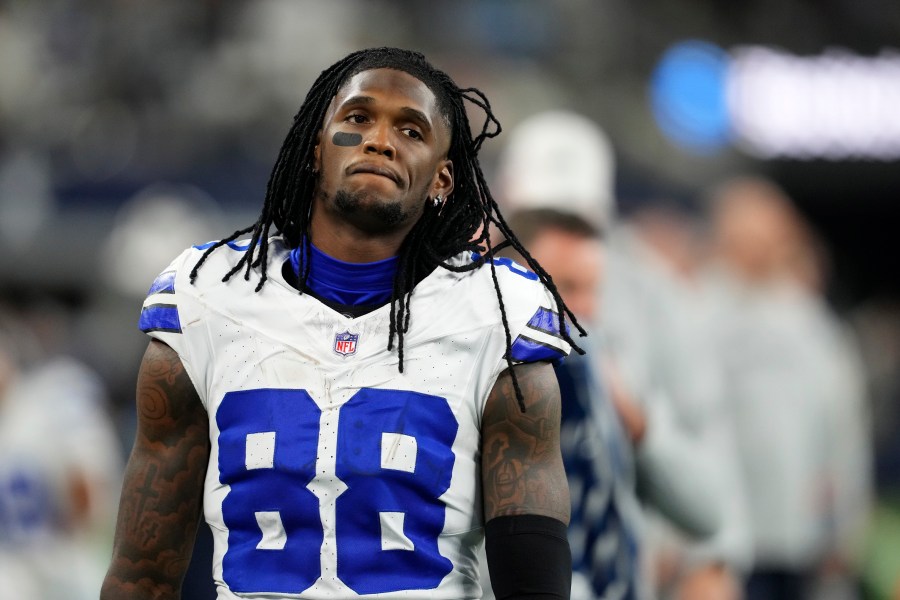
[1,1,899,598]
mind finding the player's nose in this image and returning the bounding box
[364,121,396,159]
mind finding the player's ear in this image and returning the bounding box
[313,131,322,173]
[432,159,453,200]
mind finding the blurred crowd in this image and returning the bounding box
[1,1,899,599]
[482,111,892,600]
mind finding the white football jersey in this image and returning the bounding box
[0,358,122,600]
[140,237,570,600]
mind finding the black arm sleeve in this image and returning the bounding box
[485,514,572,600]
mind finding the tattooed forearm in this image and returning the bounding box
[482,362,570,523]
[101,340,210,600]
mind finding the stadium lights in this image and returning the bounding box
[651,40,900,160]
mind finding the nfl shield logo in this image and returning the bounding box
[333,331,359,357]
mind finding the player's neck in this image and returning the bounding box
[289,241,397,308]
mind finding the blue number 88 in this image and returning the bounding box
[216,387,458,595]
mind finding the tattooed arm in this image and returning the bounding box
[482,362,572,599]
[101,340,210,600]
[482,361,570,522]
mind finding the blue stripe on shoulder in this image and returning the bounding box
[139,304,182,334]
[508,334,567,363]
[193,239,255,251]
[526,307,569,340]
[147,270,176,296]
[469,252,539,281]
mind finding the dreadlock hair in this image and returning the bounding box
[189,47,585,410]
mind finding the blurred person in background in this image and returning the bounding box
[609,197,752,600]
[0,312,41,597]
[495,207,647,600]
[706,176,872,600]
[0,300,122,599]
[494,110,747,600]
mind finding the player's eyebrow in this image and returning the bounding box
[342,95,433,132]
[341,94,376,109]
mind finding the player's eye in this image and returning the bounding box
[402,128,423,140]
[345,113,368,124]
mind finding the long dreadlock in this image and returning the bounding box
[189,47,585,410]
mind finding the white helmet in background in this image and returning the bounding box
[496,110,616,229]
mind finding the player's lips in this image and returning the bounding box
[347,163,402,186]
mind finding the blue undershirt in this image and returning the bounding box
[289,242,398,307]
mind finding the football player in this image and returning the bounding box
[101,47,585,599]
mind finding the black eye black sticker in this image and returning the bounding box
[332,132,363,146]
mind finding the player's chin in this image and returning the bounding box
[359,202,414,231]
[335,190,416,231]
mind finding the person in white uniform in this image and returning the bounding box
[101,47,585,600]
[0,309,122,600]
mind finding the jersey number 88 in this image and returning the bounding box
[216,387,458,595]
